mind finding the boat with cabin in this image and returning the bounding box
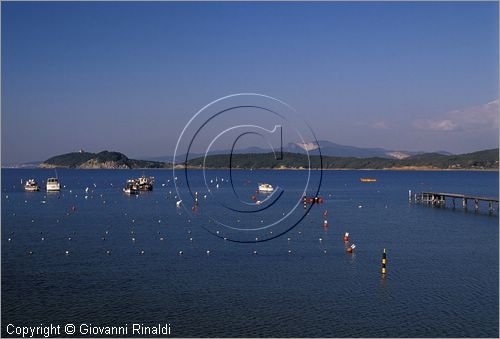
[137,175,154,191]
[24,179,40,192]
[46,178,61,191]
[123,180,139,195]
[258,183,274,193]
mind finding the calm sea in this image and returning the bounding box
[1,169,498,337]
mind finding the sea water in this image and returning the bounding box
[1,169,498,337]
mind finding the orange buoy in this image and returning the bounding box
[346,244,356,253]
[251,195,257,201]
[343,232,349,242]
[323,210,328,217]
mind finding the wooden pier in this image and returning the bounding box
[412,191,499,213]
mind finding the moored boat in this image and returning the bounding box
[46,178,61,191]
[258,183,274,193]
[123,180,139,195]
[360,178,377,183]
[137,175,154,191]
[24,179,40,192]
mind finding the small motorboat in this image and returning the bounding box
[258,183,274,193]
[46,178,61,192]
[137,175,154,191]
[24,179,40,192]
[123,180,139,195]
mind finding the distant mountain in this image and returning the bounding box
[39,151,168,169]
[186,148,499,170]
[2,161,42,169]
[144,140,452,162]
[13,147,498,170]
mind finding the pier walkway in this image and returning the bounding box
[413,191,498,213]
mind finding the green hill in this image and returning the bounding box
[186,148,499,170]
[40,151,168,169]
[39,148,499,170]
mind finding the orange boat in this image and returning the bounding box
[360,178,377,182]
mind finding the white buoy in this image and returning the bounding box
[65,250,70,255]
[179,251,183,255]
[253,250,257,255]
[206,250,211,255]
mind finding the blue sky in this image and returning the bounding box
[2,1,498,163]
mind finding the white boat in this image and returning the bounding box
[24,179,40,192]
[46,178,61,192]
[137,175,154,191]
[123,180,139,195]
[258,183,274,193]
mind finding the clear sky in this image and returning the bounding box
[2,1,498,163]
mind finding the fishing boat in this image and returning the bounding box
[137,175,154,191]
[24,179,40,192]
[123,180,139,195]
[360,178,377,183]
[46,178,61,191]
[258,183,274,193]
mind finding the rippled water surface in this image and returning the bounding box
[2,169,498,337]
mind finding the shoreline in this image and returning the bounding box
[2,166,498,172]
